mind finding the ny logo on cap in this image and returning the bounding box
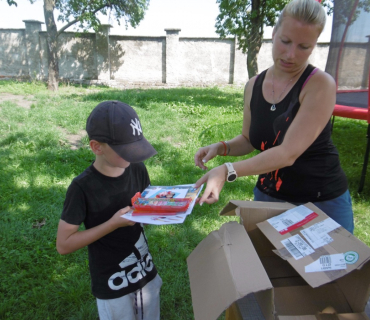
[130,118,142,136]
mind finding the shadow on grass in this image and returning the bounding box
[1,86,369,319]
[0,135,245,319]
[61,86,245,111]
[331,117,370,197]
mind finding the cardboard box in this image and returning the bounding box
[187,201,370,320]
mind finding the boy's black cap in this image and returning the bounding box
[86,100,157,162]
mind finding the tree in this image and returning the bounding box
[215,0,290,79]
[320,0,370,26]
[216,0,370,79]
[6,0,149,91]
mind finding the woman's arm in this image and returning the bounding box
[196,69,336,204]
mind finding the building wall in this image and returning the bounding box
[0,21,367,89]
[337,44,368,88]
[177,38,233,84]
[0,29,28,78]
[57,32,97,80]
[110,36,164,84]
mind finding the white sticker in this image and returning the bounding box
[305,254,347,272]
[281,234,315,260]
[267,205,318,234]
[300,218,341,249]
[344,251,359,264]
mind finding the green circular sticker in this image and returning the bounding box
[344,251,359,264]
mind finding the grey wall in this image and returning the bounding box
[110,35,164,84]
[0,29,28,78]
[0,20,367,89]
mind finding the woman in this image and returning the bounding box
[194,0,354,233]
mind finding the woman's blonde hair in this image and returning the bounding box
[276,0,326,35]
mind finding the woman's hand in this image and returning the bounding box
[194,143,222,170]
[195,164,227,205]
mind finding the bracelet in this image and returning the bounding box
[225,141,230,155]
[219,141,227,156]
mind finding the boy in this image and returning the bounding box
[56,100,162,320]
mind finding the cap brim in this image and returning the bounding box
[109,137,157,163]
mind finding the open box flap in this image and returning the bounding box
[335,258,370,313]
[187,221,273,320]
[256,202,370,288]
[279,313,369,320]
[279,312,369,320]
[219,200,295,217]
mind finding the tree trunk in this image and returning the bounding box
[246,32,262,78]
[246,0,264,78]
[44,0,59,91]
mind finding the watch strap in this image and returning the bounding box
[225,162,237,182]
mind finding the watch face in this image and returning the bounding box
[228,173,237,182]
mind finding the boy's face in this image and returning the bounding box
[98,142,131,169]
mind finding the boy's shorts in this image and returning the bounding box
[97,274,162,320]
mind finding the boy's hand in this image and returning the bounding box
[111,207,136,228]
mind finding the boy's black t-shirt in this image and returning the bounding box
[61,162,157,299]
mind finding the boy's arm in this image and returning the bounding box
[56,206,135,255]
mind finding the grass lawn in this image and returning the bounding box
[0,80,369,320]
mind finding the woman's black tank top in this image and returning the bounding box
[249,64,348,202]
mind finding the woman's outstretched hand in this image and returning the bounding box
[194,143,220,170]
[195,164,227,205]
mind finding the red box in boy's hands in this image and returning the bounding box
[131,192,192,216]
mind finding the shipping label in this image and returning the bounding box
[300,218,341,249]
[281,234,315,260]
[267,205,319,235]
[305,254,347,272]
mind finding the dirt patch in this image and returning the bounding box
[0,93,35,109]
[161,136,184,148]
[0,93,87,150]
[66,132,86,150]
[59,127,87,150]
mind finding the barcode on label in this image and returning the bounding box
[282,219,295,227]
[285,239,303,259]
[320,255,331,266]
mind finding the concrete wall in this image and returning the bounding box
[110,35,164,84]
[57,32,97,80]
[0,29,28,78]
[0,20,368,88]
[326,42,370,88]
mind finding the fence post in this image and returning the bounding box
[229,37,236,84]
[165,28,181,85]
[23,20,44,80]
[362,35,370,89]
[96,24,112,81]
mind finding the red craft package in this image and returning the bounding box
[131,192,192,216]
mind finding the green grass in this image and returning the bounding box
[0,80,369,319]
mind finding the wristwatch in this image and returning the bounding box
[225,162,237,182]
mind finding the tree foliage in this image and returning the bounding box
[215,0,370,78]
[321,0,370,27]
[55,0,149,34]
[5,0,149,91]
[215,0,289,78]
[216,0,288,53]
